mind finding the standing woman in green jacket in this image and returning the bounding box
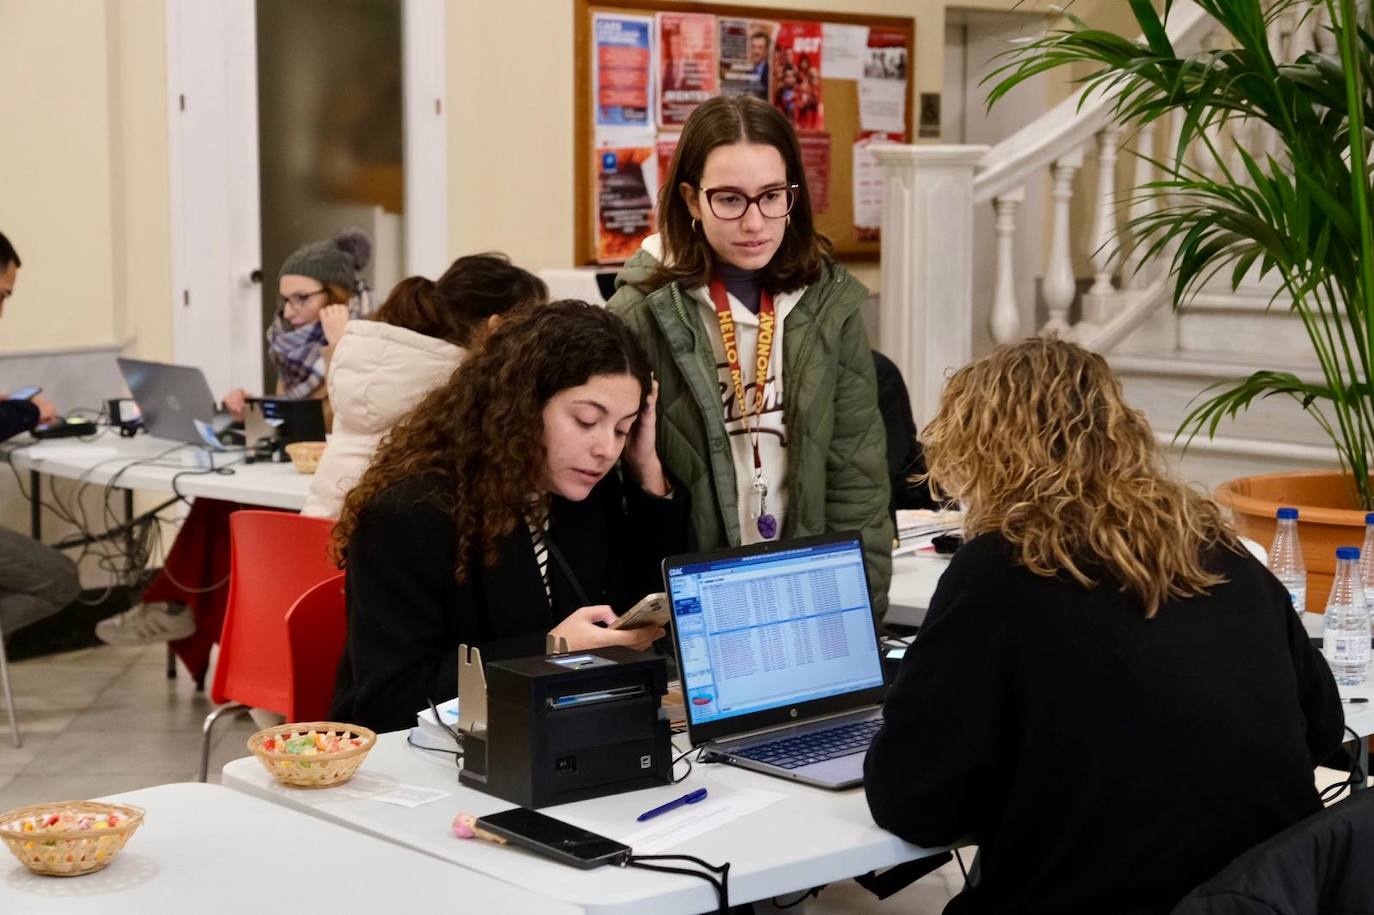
[608,95,893,618]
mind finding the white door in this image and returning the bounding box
[165,0,447,399]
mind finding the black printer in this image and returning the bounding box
[459,646,672,808]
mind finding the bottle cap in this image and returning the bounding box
[1276,507,1299,520]
[1366,512,1374,525]
[1337,546,1361,561]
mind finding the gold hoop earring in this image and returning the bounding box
[785,215,792,228]
[691,217,699,233]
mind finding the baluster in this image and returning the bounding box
[990,188,1025,343]
[1122,122,1157,289]
[1087,125,1121,299]
[1042,147,1084,335]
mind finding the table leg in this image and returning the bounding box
[29,470,40,540]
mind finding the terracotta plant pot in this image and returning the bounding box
[1215,471,1371,613]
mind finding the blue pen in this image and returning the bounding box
[636,788,708,822]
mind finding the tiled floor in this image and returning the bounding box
[0,643,965,912]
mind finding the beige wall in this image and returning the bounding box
[0,0,172,359]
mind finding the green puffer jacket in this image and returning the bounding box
[609,247,894,620]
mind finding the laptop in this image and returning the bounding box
[663,532,888,789]
[116,358,232,448]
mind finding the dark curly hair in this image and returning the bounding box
[332,300,653,580]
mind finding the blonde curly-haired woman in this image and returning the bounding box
[864,338,1343,914]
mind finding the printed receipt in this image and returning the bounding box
[619,788,785,854]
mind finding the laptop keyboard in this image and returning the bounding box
[734,718,882,769]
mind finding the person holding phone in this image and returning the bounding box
[329,301,690,733]
[608,95,892,620]
[0,231,80,642]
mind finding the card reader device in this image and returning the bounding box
[457,645,672,808]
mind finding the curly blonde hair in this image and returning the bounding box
[921,338,1241,617]
[331,300,652,581]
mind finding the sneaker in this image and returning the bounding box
[95,602,196,645]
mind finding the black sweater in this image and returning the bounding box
[0,400,39,443]
[330,469,690,733]
[864,533,1344,915]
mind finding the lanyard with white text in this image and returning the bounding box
[709,277,778,540]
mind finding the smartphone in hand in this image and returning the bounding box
[609,592,669,631]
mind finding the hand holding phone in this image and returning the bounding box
[610,592,669,631]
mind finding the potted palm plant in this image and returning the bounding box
[990,0,1374,608]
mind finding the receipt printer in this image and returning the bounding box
[459,646,672,808]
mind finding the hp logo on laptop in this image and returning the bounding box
[166,395,181,411]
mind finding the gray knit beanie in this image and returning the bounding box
[278,229,372,291]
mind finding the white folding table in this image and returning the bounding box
[0,782,579,914]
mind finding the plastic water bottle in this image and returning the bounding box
[1362,513,1374,621]
[1268,507,1306,615]
[1324,546,1370,686]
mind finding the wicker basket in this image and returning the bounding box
[248,722,376,788]
[0,800,145,877]
[284,441,327,474]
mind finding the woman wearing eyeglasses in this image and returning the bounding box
[223,230,374,420]
[608,95,892,618]
[97,231,373,674]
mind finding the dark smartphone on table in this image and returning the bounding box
[8,385,40,400]
[476,807,632,869]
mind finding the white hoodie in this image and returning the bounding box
[301,320,464,518]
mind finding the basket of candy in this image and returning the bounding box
[0,801,145,876]
[284,441,327,474]
[248,722,376,788]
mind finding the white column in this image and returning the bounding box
[1122,121,1157,289]
[1042,146,1084,335]
[990,188,1025,344]
[876,144,989,425]
[1086,125,1121,304]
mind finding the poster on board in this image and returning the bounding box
[860,27,908,134]
[853,131,901,240]
[657,12,718,129]
[798,132,831,214]
[594,13,653,129]
[772,21,824,130]
[720,18,776,100]
[595,146,656,263]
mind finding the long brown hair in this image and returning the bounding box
[371,253,547,347]
[652,96,831,294]
[332,300,653,580]
[921,338,1242,617]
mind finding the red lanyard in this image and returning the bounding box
[708,277,775,471]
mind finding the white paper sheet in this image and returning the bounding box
[821,23,868,80]
[859,77,906,133]
[618,788,785,854]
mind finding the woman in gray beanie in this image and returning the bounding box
[99,230,374,653]
[224,228,374,417]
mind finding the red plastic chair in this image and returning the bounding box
[284,573,347,722]
[198,511,337,781]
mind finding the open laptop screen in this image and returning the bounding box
[665,535,885,730]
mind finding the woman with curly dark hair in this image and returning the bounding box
[329,300,689,732]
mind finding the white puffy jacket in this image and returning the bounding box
[301,320,463,518]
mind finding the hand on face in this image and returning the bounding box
[622,377,668,496]
[319,304,350,346]
[681,142,790,272]
[548,604,665,653]
[540,374,644,502]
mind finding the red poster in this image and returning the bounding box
[596,147,655,264]
[657,12,718,129]
[799,132,831,214]
[656,134,680,190]
[772,21,824,131]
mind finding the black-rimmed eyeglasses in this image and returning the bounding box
[277,288,327,313]
[700,184,799,220]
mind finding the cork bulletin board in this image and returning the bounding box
[575,0,914,265]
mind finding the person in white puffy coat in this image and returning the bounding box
[301,254,548,518]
